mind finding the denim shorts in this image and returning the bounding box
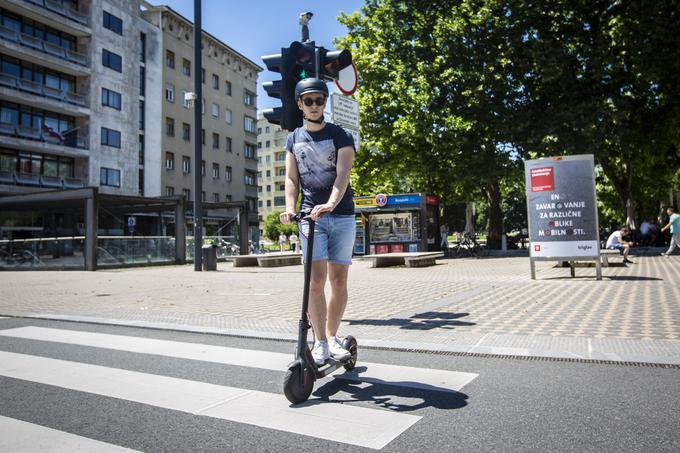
[298,214,356,265]
[608,244,625,251]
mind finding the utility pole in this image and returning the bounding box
[193,0,203,271]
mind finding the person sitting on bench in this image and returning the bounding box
[606,227,634,264]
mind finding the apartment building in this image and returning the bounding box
[256,112,288,232]
[0,0,160,196]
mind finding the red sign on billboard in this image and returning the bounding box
[376,244,389,254]
[426,195,438,205]
[530,166,554,192]
[390,244,404,253]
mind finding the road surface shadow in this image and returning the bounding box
[345,311,475,330]
[310,369,469,412]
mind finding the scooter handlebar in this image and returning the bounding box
[292,209,313,222]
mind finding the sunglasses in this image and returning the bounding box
[302,96,326,107]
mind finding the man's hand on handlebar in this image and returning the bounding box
[310,202,335,221]
[279,211,296,224]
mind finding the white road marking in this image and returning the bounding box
[0,415,139,453]
[0,316,8,319]
[0,351,420,450]
[0,326,478,393]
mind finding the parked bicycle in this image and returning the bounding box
[450,233,489,258]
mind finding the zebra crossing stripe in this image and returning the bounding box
[0,415,139,452]
[0,326,478,393]
[0,351,420,450]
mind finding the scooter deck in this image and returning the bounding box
[315,357,348,378]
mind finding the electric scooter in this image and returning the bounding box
[283,209,358,404]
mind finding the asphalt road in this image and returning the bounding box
[0,317,678,452]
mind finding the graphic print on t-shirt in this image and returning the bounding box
[292,138,337,191]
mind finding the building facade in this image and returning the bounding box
[256,112,288,235]
[0,1,261,241]
[0,0,161,196]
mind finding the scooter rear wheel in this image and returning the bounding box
[283,360,314,404]
[342,336,358,371]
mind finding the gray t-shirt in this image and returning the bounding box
[285,122,356,215]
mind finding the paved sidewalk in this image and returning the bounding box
[1,253,679,364]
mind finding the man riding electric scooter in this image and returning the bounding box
[280,77,357,368]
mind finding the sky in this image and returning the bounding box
[159,0,365,111]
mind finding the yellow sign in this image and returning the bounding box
[354,197,376,207]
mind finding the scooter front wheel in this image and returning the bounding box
[283,360,314,404]
[342,336,358,371]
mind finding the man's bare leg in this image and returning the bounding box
[308,260,328,341]
[326,262,350,338]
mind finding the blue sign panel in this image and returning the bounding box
[387,194,421,206]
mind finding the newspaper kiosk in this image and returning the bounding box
[353,193,440,255]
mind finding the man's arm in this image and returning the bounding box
[280,152,299,224]
[310,146,355,220]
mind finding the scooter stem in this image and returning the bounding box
[297,217,315,359]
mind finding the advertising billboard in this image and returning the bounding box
[525,155,600,259]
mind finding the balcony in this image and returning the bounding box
[0,170,85,189]
[19,0,89,28]
[0,24,88,68]
[0,123,88,150]
[0,73,87,108]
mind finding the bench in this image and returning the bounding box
[231,255,259,267]
[257,253,301,267]
[599,248,621,267]
[363,252,445,268]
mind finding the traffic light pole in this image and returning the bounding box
[193,0,203,271]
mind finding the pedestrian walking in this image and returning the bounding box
[278,232,287,252]
[279,77,356,366]
[289,233,299,253]
[661,207,680,255]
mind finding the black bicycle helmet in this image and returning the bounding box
[295,78,328,100]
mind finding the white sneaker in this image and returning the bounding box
[312,340,329,365]
[328,336,351,361]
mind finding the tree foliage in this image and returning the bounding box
[262,211,297,242]
[338,0,680,241]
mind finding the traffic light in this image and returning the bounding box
[262,41,352,130]
[262,41,315,131]
[317,48,352,81]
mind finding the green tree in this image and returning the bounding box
[262,211,297,242]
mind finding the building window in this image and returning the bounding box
[101,127,121,148]
[182,91,190,108]
[201,160,205,176]
[244,143,256,159]
[265,140,270,148]
[279,183,285,191]
[165,186,174,196]
[212,163,219,178]
[138,134,144,165]
[201,129,205,145]
[201,68,205,84]
[244,90,255,107]
[165,84,175,102]
[225,166,232,182]
[139,66,145,96]
[182,122,190,141]
[224,81,232,96]
[266,185,271,192]
[277,167,286,177]
[213,193,219,202]
[225,136,232,153]
[182,58,191,76]
[102,49,122,72]
[103,11,123,35]
[266,200,271,207]
[245,171,256,186]
[100,167,120,187]
[212,133,219,149]
[165,152,174,170]
[212,74,219,89]
[224,109,232,124]
[182,188,190,199]
[101,88,121,110]
[166,117,175,136]
[257,142,261,149]
[182,156,190,173]
[211,103,219,118]
[265,126,270,133]
[166,50,175,69]
[244,116,256,134]
[138,100,144,130]
[140,33,146,62]
[266,170,271,177]
[274,196,286,206]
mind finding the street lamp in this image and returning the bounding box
[192,0,203,271]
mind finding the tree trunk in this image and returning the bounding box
[464,202,475,236]
[486,179,503,250]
